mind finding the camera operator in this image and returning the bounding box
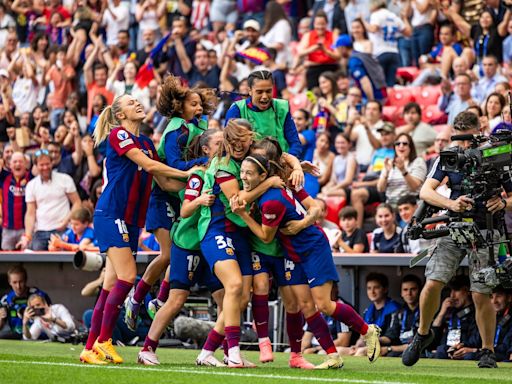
[402,111,512,369]
[22,293,75,341]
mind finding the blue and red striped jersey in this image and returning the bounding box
[95,127,158,228]
[259,187,328,263]
[0,170,32,230]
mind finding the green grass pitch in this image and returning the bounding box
[1,340,512,384]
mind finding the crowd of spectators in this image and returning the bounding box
[0,0,509,252]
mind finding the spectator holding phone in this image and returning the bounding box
[22,293,75,341]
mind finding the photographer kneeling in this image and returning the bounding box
[22,294,75,341]
[402,111,512,368]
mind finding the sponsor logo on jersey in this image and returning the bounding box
[185,189,200,197]
[119,138,134,148]
[188,177,201,190]
[264,213,276,220]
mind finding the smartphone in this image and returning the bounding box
[31,307,46,317]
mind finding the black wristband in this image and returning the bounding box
[402,171,409,177]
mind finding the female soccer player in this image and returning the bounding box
[125,75,217,329]
[79,94,192,365]
[137,129,226,366]
[195,119,285,368]
[224,70,302,158]
[230,155,382,368]
[248,138,314,369]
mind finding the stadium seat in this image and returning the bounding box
[325,196,346,224]
[416,85,442,108]
[382,105,398,124]
[396,67,420,84]
[289,93,310,115]
[366,232,373,249]
[422,105,448,124]
[385,87,415,107]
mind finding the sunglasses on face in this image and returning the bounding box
[394,141,409,147]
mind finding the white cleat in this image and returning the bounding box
[196,354,227,367]
[137,348,160,365]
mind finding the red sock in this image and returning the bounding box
[157,280,170,303]
[98,279,133,343]
[85,288,109,350]
[252,294,269,339]
[133,279,151,304]
[286,312,304,353]
[222,338,229,356]
[305,312,337,354]
[332,301,368,335]
[203,329,224,352]
[225,326,241,349]
[142,336,159,352]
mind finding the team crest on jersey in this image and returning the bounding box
[285,271,291,281]
[226,248,234,256]
[122,233,129,242]
[264,213,276,220]
[188,271,194,281]
[20,179,27,187]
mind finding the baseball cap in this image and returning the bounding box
[332,34,352,49]
[243,19,261,32]
[377,122,395,133]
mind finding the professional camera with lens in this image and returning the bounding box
[73,250,106,272]
[439,132,512,201]
[408,130,512,287]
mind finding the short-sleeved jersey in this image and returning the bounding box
[0,170,32,230]
[172,170,205,250]
[198,156,247,240]
[259,187,328,263]
[0,287,50,335]
[95,127,158,227]
[371,226,402,253]
[63,227,95,245]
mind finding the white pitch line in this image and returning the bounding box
[0,359,414,384]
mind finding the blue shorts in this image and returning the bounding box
[252,252,307,286]
[169,244,222,292]
[94,212,139,255]
[200,227,252,277]
[294,245,339,288]
[145,195,176,232]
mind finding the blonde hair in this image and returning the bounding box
[93,95,124,146]
[216,119,254,163]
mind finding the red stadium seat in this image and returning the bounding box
[416,85,442,108]
[396,67,420,84]
[382,105,398,124]
[385,87,415,107]
[366,232,373,248]
[325,196,346,224]
[422,105,448,124]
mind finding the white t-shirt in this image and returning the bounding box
[369,8,404,56]
[24,304,75,340]
[102,2,130,46]
[353,120,384,166]
[107,80,151,111]
[411,0,433,27]
[12,77,39,116]
[25,171,77,231]
[0,14,16,51]
[261,19,292,66]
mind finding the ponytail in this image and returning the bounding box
[93,96,123,147]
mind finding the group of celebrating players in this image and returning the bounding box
[78,69,381,369]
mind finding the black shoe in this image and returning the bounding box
[401,330,434,367]
[478,349,497,368]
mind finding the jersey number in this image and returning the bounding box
[286,189,307,217]
[114,219,128,234]
[284,259,296,271]
[215,235,234,250]
[186,255,201,272]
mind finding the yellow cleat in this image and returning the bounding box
[363,324,381,363]
[79,348,108,365]
[314,353,344,370]
[93,339,123,364]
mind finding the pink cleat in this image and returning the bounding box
[258,338,274,363]
[289,352,315,369]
